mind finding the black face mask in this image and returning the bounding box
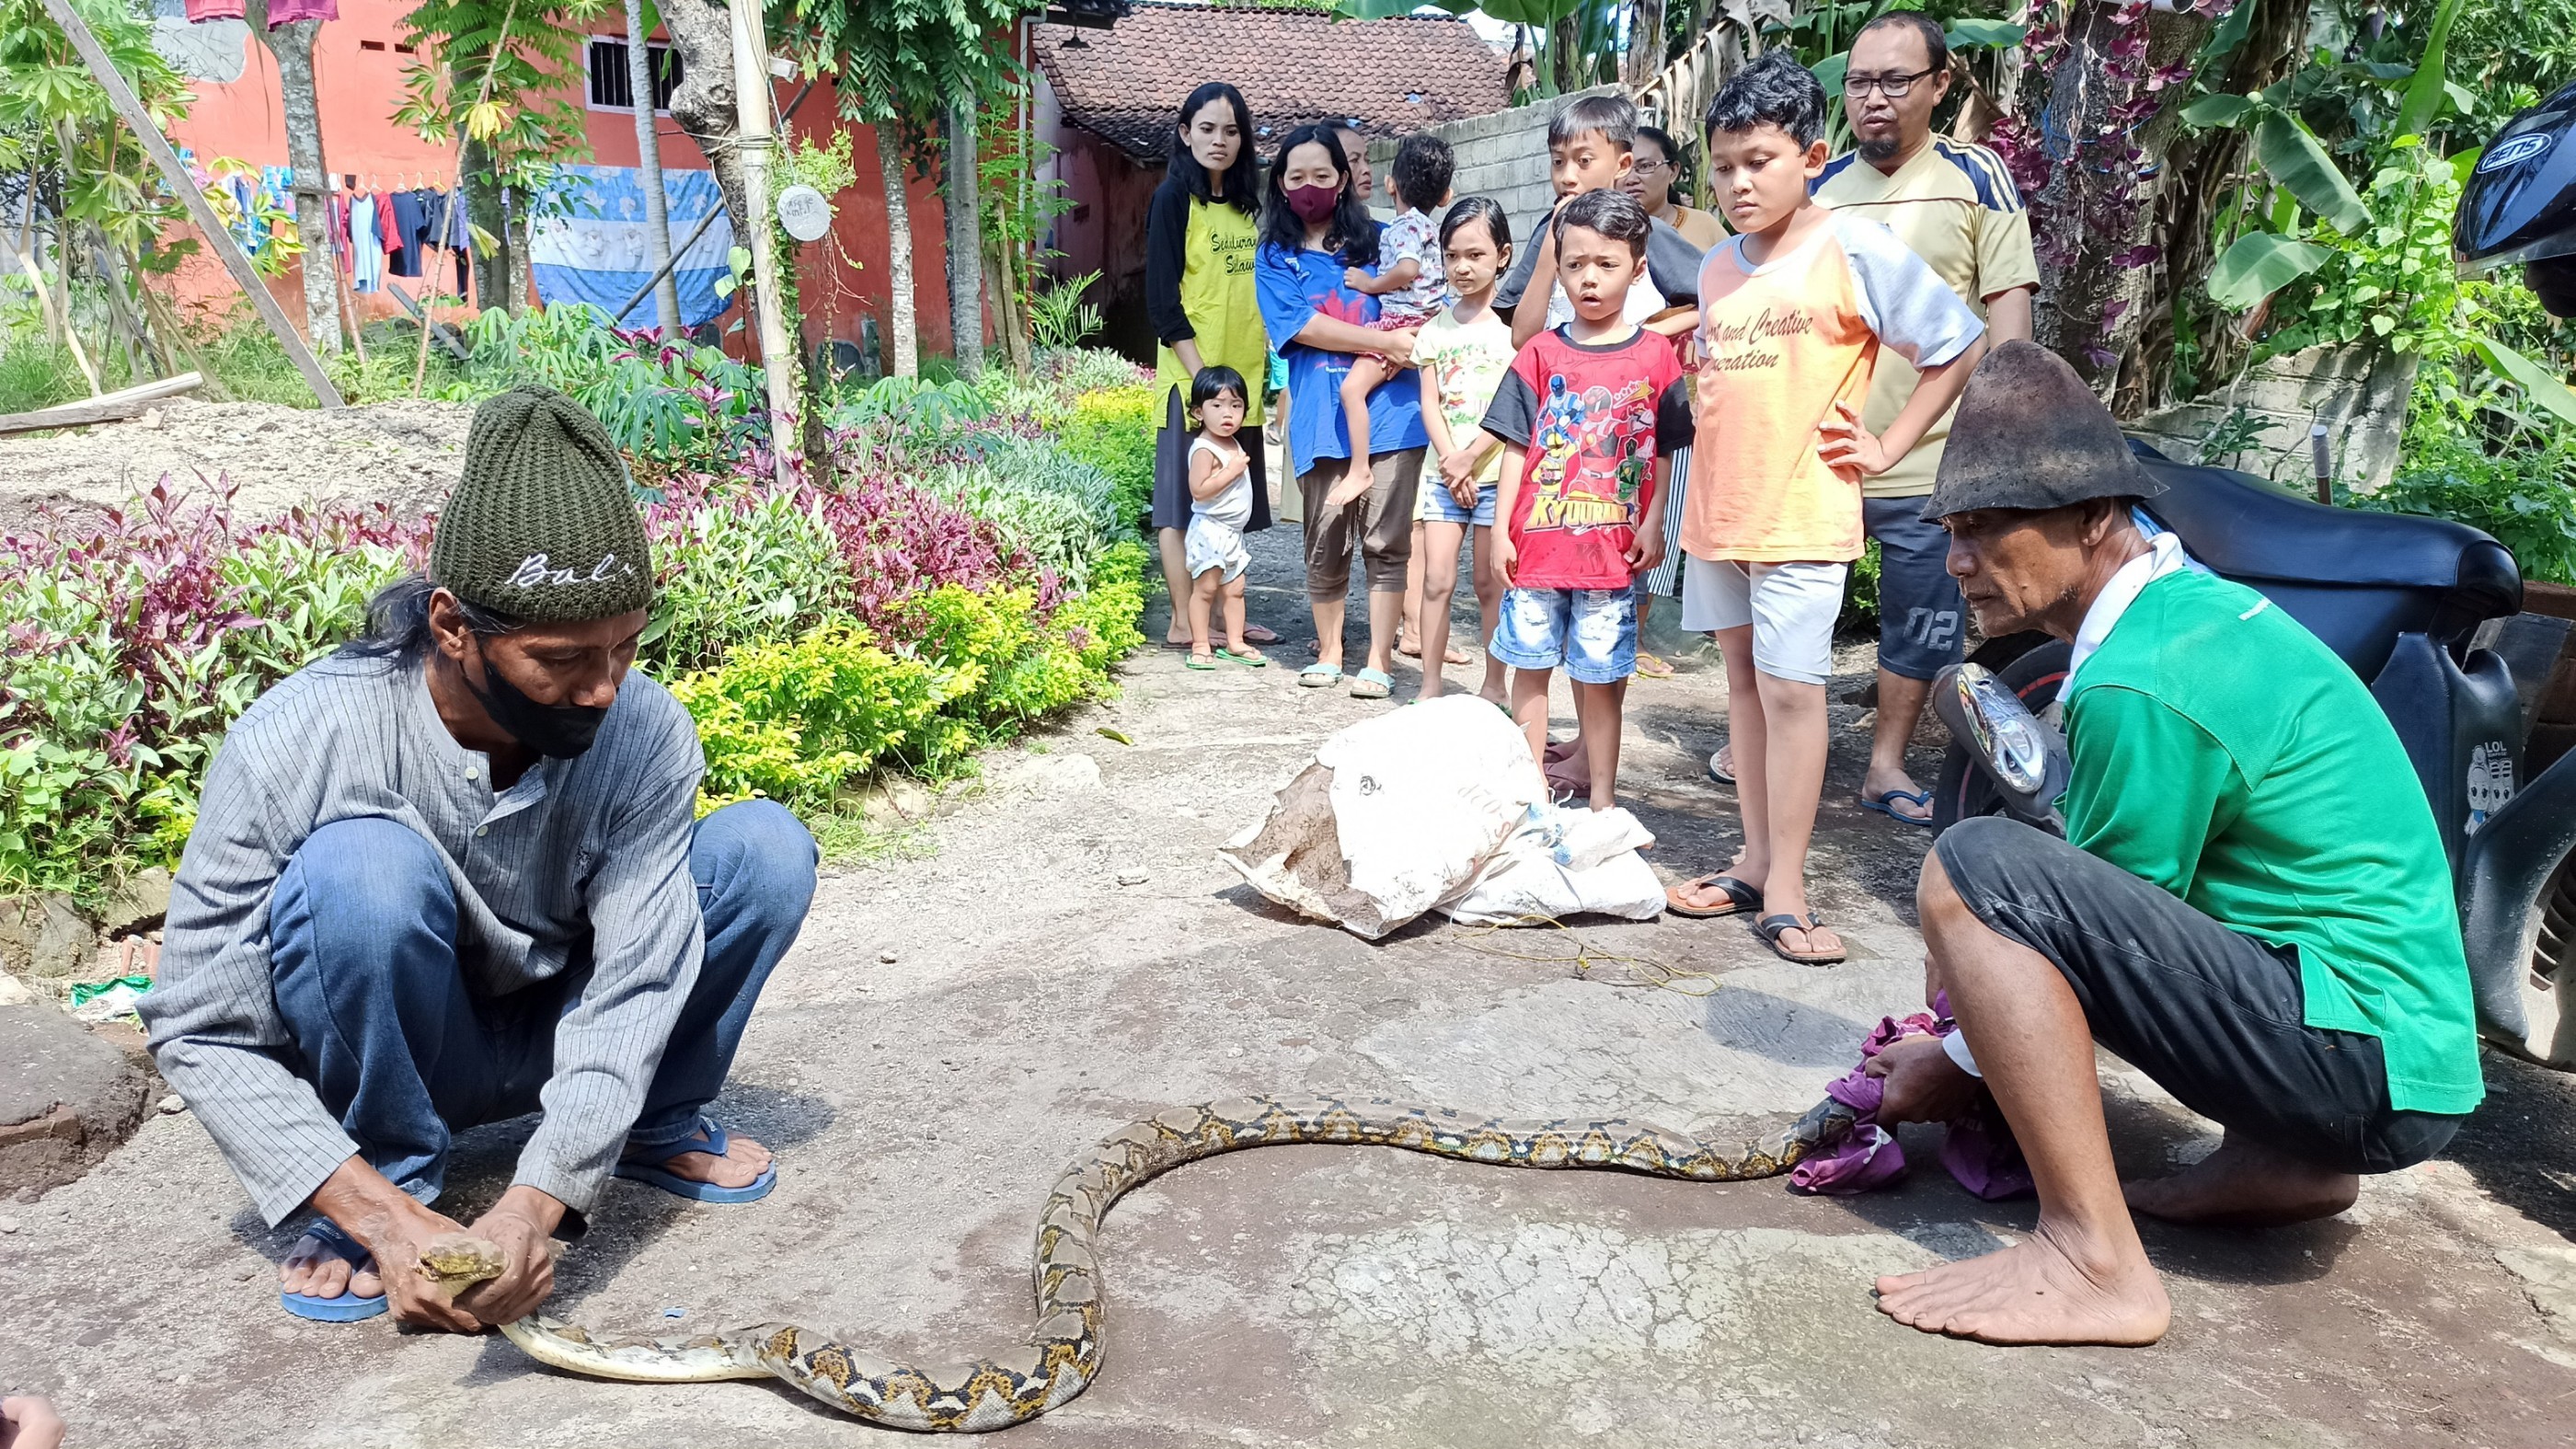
[460,637,609,759]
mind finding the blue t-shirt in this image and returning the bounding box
[1255,232,1430,477]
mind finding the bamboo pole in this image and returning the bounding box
[36,0,342,408]
[412,0,519,397]
[730,0,796,488]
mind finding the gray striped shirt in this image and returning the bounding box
[139,651,707,1225]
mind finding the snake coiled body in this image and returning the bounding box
[454,1093,1856,1432]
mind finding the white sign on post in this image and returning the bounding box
[776,184,832,243]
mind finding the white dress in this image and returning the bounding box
[1184,435,1254,583]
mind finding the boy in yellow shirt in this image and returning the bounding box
[1663,52,1984,963]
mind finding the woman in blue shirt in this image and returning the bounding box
[1255,124,1432,699]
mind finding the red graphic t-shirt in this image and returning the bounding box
[1479,327,1695,591]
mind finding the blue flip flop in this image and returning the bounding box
[614,1118,777,1204]
[280,1218,389,1322]
[1860,788,1936,827]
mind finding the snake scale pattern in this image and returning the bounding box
[437,1093,1857,1432]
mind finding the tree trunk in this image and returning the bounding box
[877,130,919,378]
[2025,2,2214,392]
[1551,14,1582,94]
[461,133,512,313]
[944,104,983,378]
[623,0,682,337]
[985,226,1031,374]
[257,16,339,354]
[2127,0,2313,416]
[654,0,751,324]
[1622,0,1667,92]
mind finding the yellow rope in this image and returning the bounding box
[1443,914,1720,997]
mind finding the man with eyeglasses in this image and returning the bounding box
[1810,9,2039,829]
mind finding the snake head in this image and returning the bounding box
[417,1232,511,1301]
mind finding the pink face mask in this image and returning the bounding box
[1283,183,1340,223]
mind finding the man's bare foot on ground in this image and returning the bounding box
[2122,1133,2359,1226]
[1875,1221,2170,1346]
[280,1232,383,1302]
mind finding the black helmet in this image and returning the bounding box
[2455,79,2576,316]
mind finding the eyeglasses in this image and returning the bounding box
[1844,66,1938,98]
[1633,157,1673,175]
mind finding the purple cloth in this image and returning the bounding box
[1789,995,2034,1201]
[265,0,339,25]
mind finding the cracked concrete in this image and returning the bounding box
[4,522,2574,1446]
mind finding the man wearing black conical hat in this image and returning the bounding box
[1864,342,2479,1347]
[142,387,818,1334]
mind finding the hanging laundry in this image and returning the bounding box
[526,165,733,328]
[386,190,426,278]
[184,0,247,20]
[264,0,339,22]
[349,191,385,293]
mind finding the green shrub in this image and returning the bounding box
[643,489,851,672]
[1835,540,1882,637]
[671,576,1143,819]
[1036,346,1150,395]
[1057,384,1160,535]
[2356,431,2576,586]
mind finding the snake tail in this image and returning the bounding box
[494,1093,1857,1432]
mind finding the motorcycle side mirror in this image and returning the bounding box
[1931,662,2072,834]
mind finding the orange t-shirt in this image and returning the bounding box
[1683,211,1984,563]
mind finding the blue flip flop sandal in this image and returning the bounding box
[1860,788,1936,827]
[1349,668,1394,700]
[280,1218,389,1322]
[614,1118,777,1204]
[1298,662,1343,688]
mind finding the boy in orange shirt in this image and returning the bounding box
[1664,52,1984,963]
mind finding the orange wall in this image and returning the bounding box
[161,2,973,360]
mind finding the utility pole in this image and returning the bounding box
[729,0,796,487]
[624,0,682,338]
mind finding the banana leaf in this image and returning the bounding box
[2470,334,2576,428]
[2255,112,2367,235]
[2205,233,2333,311]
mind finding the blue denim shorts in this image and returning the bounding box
[1421,478,1498,526]
[1489,586,1637,684]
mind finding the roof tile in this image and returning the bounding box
[1033,1,1511,163]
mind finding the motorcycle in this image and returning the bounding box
[1930,444,2576,1070]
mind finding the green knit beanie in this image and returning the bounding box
[431,386,653,622]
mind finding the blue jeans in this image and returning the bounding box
[268,800,817,1211]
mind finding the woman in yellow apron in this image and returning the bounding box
[1146,81,1278,647]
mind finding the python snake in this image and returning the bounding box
[423,1093,1856,1432]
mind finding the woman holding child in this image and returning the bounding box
[1254,123,1432,700]
[1146,81,1278,650]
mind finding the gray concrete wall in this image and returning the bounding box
[2129,342,2416,494]
[1368,85,1622,234]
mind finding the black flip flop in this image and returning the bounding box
[1755,912,1846,965]
[1666,874,1763,918]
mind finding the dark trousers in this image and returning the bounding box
[1934,816,2462,1175]
[267,800,817,1208]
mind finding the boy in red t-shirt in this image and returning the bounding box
[1479,189,1693,811]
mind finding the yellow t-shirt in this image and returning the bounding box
[1811,139,2038,498]
[1664,204,1727,254]
[1685,212,1984,563]
[1153,196,1266,425]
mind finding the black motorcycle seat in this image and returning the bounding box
[2131,445,2522,623]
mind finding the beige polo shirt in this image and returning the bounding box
[1813,137,2040,498]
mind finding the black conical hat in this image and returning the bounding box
[1919,340,2163,522]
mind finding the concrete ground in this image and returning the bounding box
[6,520,2576,1447]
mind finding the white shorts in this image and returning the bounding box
[1679,556,1849,685]
[1186,515,1250,583]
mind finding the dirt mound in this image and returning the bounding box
[0,397,476,535]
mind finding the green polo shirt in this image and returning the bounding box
[2062,569,2484,1116]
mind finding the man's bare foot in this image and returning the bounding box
[281,1230,384,1301]
[631,1129,775,1190]
[1325,467,1372,509]
[2122,1133,2359,1226]
[1243,623,1281,646]
[1875,1221,2170,1346]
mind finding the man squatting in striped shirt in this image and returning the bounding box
[137,387,819,1330]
